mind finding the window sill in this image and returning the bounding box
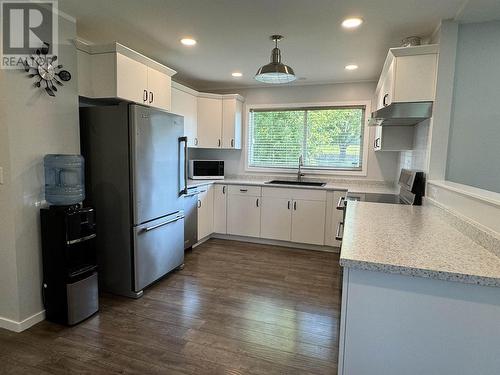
[245,166,368,177]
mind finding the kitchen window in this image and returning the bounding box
[247,105,366,172]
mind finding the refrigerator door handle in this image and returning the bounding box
[179,136,188,195]
[142,214,184,232]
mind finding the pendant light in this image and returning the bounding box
[255,35,296,84]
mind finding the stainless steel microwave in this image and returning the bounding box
[189,160,224,180]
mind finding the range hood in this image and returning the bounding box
[369,101,433,126]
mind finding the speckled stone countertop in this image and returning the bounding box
[340,201,500,287]
[187,177,398,194]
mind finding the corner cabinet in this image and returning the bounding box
[197,93,244,149]
[76,41,175,112]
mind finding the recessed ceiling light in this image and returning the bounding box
[180,38,197,46]
[345,64,359,71]
[342,18,363,29]
[231,72,243,77]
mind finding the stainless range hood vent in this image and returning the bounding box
[369,101,433,126]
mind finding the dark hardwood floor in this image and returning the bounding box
[0,239,342,375]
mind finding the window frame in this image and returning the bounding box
[245,101,371,176]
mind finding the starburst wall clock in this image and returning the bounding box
[23,42,72,97]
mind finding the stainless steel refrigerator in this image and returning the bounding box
[80,103,188,298]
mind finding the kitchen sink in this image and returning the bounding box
[265,180,326,187]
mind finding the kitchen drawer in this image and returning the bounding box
[227,185,262,197]
[262,186,326,201]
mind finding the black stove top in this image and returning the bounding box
[346,192,407,205]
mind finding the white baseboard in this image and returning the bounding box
[0,310,45,333]
[210,233,340,253]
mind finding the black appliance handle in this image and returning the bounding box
[66,233,96,245]
[179,136,188,195]
[335,222,344,241]
[336,196,346,210]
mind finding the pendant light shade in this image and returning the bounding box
[255,35,296,84]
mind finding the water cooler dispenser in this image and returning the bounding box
[41,154,99,325]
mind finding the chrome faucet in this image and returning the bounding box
[297,155,305,181]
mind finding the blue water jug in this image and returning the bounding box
[44,154,85,205]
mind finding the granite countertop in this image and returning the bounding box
[187,178,399,194]
[340,201,500,287]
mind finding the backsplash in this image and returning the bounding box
[399,119,431,173]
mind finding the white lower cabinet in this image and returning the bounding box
[197,185,214,240]
[201,184,340,247]
[260,197,292,241]
[291,199,326,246]
[213,185,227,234]
[227,186,261,238]
[260,187,327,246]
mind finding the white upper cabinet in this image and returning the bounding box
[374,45,438,111]
[146,67,172,111]
[222,97,243,149]
[115,53,148,104]
[197,94,244,149]
[76,41,176,112]
[171,84,198,147]
[197,96,223,148]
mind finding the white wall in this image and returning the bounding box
[445,20,500,193]
[0,15,80,327]
[192,82,399,182]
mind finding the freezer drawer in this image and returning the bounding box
[132,212,184,292]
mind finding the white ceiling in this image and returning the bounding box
[59,0,499,91]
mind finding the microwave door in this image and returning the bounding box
[192,161,224,179]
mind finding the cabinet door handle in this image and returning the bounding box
[222,186,226,194]
[293,201,297,210]
[383,93,389,107]
[218,139,221,147]
[256,198,259,207]
[197,200,201,208]
[149,91,154,103]
[194,138,198,146]
[231,139,234,148]
[287,200,291,210]
[143,90,148,102]
[239,189,248,192]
